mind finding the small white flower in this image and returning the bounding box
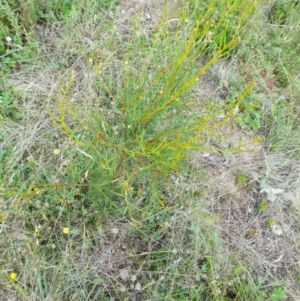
[6,36,12,43]
[233,105,239,115]
[111,228,119,234]
[135,282,141,291]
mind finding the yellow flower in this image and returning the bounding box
[63,227,69,234]
[53,149,60,155]
[10,272,17,280]
[34,188,41,195]
[35,227,40,233]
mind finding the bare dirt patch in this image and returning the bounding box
[190,64,300,298]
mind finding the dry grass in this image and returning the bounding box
[1,0,300,300]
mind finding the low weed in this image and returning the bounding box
[0,1,38,73]
[267,0,300,89]
[0,85,24,121]
[99,0,120,10]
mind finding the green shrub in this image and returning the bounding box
[49,1,255,221]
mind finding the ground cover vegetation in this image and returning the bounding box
[1,0,300,300]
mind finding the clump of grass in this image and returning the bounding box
[267,0,300,89]
[49,0,255,223]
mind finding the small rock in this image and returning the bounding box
[261,187,284,194]
[62,159,72,166]
[271,225,283,236]
[261,187,284,202]
[120,269,129,281]
[130,275,137,282]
